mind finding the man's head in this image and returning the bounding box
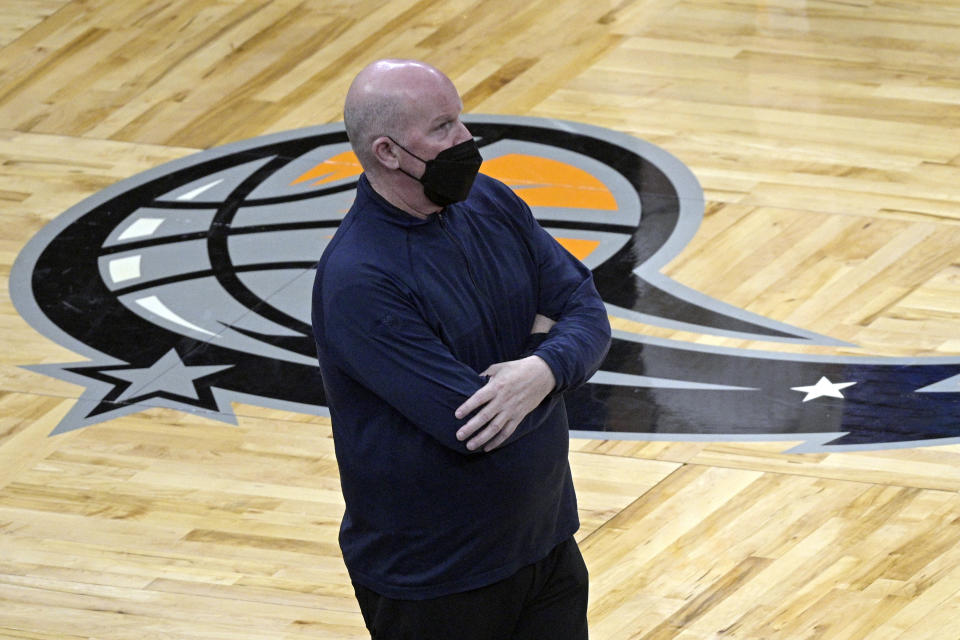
[343,59,477,216]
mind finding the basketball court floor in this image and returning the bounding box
[2,1,960,638]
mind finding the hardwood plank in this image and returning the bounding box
[0,0,70,49]
[2,0,959,637]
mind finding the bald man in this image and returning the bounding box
[312,59,611,639]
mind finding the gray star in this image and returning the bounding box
[109,349,232,402]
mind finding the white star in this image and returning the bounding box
[791,376,856,402]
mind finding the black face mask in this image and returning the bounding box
[390,137,483,207]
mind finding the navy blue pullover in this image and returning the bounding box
[312,172,611,599]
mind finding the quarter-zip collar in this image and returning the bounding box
[358,173,443,227]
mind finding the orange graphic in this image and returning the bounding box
[291,151,363,187]
[480,154,617,210]
[293,150,609,262]
[555,238,601,261]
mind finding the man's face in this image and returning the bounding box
[400,76,473,170]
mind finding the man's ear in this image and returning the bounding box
[371,136,399,170]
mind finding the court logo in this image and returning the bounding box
[11,116,960,450]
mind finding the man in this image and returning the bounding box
[312,59,611,639]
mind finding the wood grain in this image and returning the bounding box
[1,0,959,638]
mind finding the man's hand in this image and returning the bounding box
[530,313,555,334]
[454,355,556,452]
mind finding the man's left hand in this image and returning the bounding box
[454,356,556,452]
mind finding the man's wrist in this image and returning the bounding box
[527,354,557,395]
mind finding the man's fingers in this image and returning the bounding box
[465,419,505,451]
[455,382,494,420]
[483,421,518,452]
[457,405,495,441]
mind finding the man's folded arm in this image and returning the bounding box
[515,197,612,391]
[320,274,557,455]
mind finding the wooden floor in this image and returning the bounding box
[2,1,960,638]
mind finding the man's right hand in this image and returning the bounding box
[531,313,555,334]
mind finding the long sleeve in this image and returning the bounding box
[512,192,612,392]
[318,262,559,455]
[313,174,582,600]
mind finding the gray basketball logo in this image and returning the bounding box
[12,116,960,449]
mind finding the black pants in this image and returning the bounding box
[353,537,589,640]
